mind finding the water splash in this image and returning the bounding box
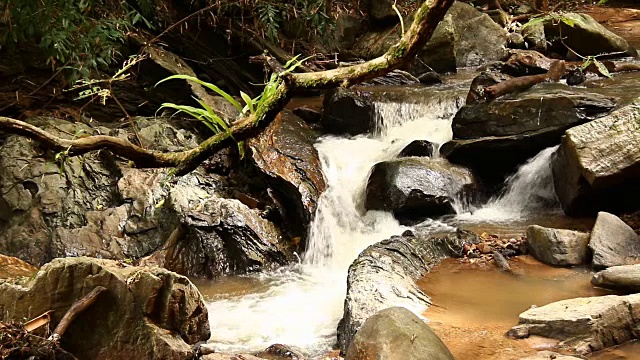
[205,92,464,357]
[464,146,560,221]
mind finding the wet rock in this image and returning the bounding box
[0,254,37,279]
[363,69,420,86]
[552,99,640,216]
[345,307,454,360]
[544,13,638,59]
[526,225,591,266]
[364,0,398,27]
[337,228,478,353]
[398,140,436,158]
[502,50,556,77]
[292,107,321,124]
[364,158,475,224]
[465,71,512,105]
[257,344,305,359]
[592,264,640,293]
[0,257,210,360]
[520,351,583,360]
[443,86,615,187]
[353,2,508,74]
[249,110,326,237]
[201,355,264,360]
[453,89,616,139]
[566,67,587,86]
[322,87,375,135]
[512,294,640,354]
[589,212,640,270]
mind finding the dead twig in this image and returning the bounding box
[48,286,107,342]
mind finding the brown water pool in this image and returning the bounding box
[419,256,640,360]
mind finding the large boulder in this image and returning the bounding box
[510,294,640,354]
[364,158,475,224]
[337,228,477,353]
[589,212,640,270]
[526,225,590,266]
[249,110,326,238]
[544,13,638,59]
[552,98,640,216]
[0,257,210,360]
[0,117,295,278]
[321,88,375,135]
[592,264,640,293]
[442,86,616,186]
[345,307,454,360]
[353,2,508,74]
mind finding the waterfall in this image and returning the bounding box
[205,91,464,357]
[465,146,560,221]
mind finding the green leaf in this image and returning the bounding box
[240,91,255,115]
[594,59,612,78]
[559,16,575,27]
[521,16,546,30]
[156,75,242,111]
[580,58,593,71]
[193,97,229,132]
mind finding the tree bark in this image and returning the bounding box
[0,0,455,176]
[484,60,565,100]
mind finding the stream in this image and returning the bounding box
[195,71,640,358]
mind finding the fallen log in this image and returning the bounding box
[48,286,107,342]
[484,60,566,99]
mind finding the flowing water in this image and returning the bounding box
[203,86,466,356]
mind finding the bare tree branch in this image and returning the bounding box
[0,0,455,176]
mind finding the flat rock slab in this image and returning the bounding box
[590,212,640,269]
[592,264,640,293]
[512,294,640,354]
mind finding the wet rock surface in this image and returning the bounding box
[552,98,640,216]
[0,257,210,360]
[526,225,591,266]
[345,307,454,360]
[589,212,640,270]
[398,140,436,158]
[364,158,475,224]
[592,264,640,293]
[337,228,478,354]
[511,294,640,354]
[248,110,326,238]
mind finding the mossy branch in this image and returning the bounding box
[0,0,454,175]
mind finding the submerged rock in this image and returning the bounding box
[592,264,640,293]
[589,212,640,270]
[345,307,454,360]
[337,228,478,353]
[543,13,638,59]
[322,88,375,135]
[526,225,590,266]
[0,257,210,360]
[552,99,640,216]
[364,158,475,224]
[511,294,640,354]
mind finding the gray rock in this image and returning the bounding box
[544,13,638,59]
[364,158,475,224]
[0,257,210,360]
[592,264,640,293]
[353,2,509,74]
[345,307,454,360]
[512,294,640,354]
[552,98,640,216]
[365,0,398,27]
[521,23,547,52]
[508,32,526,49]
[526,225,590,266]
[322,87,375,135]
[337,228,477,353]
[249,110,327,237]
[589,212,640,270]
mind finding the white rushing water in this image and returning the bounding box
[460,145,560,221]
[205,93,464,357]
